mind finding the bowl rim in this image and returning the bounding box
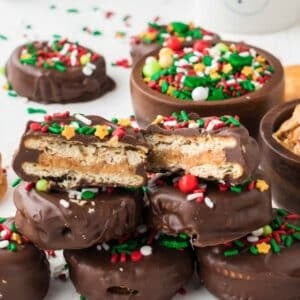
[260,98,300,165]
[131,40,284,107]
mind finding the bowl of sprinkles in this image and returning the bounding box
[130,40,284,137]
[6,39,115,103]
[130,21,220,64]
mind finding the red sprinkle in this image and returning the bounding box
[131,250,142,262]
[30,122,42,131]
[24,182,35,192]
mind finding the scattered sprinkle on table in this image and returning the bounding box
[111,58,131,69]
[27,107,47,114]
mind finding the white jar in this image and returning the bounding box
[194,0,300,34]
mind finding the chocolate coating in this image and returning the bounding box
[130,41,284,137]
[144,114,259,184]
[0,218,50,300]
[6,42,115,103]
[64,242,194,300]
[148,174,272,247]
[197,210,300,300]
[14,183,143,250]
[12,114,149,190]
[260,99,300,213]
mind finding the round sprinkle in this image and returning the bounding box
[140,245,152,256]
[35,179,49,192]
[59,199,70,208]
[191,87,209,101]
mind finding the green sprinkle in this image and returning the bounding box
[180,110,189,121]
[223,249,239,257]
[263,225,273,236]
[0,34,8,41]
[292,233,300,240]
[229,53,253,70]
[241,80,255,92]
[284,235,293,248]
[36,179,49,192]
[178,233,189,239]
[8,242,17,252]
[81,191,96,200]
[8,91,17,97]
[49,126,62,134]
[227,116,240,127]
[93,30,102,36]
[80,296,86,300]
[172,112,179,119]
[111,118,118,124]
[49,4,56,9]
[67,8,79,13]
[230,185,242,193]
[277,209,288,217]
[171,22,189,34]
[270,238,280,254]
[161,81,169,94]
[10,222,17,233]
[27,107,47,114]
[11,178,21,188]
[0,217,7,224]
[250,245,258,255]
[52,34,62,39]
[202,55,213,66]
[208,87,225,101]
[233,240,244,248]
[197,119,204,128]
[286,223,300,231]
[160,235,189,250]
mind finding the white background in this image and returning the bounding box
[0,0,299,299]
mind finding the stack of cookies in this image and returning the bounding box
[7,110,300,300]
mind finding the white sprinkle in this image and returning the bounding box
[59,43,70,55]
[140,245,152,256]
[189,56,198,63]
[239,51,250,57]
[175,59,189,67]
[145,56,156,64]
[59,199,70,208]
[206,119,223,131]
[185,36,192,42]
[193,50,203,57]
[191,86,209,101]
[186,192,203,201]
[87,62,96,70]
[137,224,147,234]
[204,197,214,209]
[203,35,213,41]
[74,113,92,125]
[82,65,93,76]
[247,235,259,243]
[88,208,95,214]
[183,47,193,53]
[176,67,187,74]
[188,122,199,129]
[0,240,9,249]
[160,33,170,39]
[163,120,177,127]
[226,79,236,85]
[102,242,110,251]
[51,57,59,62]
[252,227,264,237]
[196,71,204,77]
[68,190,81,200]
[119,267,124,272]
[70,50,78,66]
[81,188,99,193]
[96,244,102,251]
[249,48,257,57]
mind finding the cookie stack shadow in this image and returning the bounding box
[7,110,300,300]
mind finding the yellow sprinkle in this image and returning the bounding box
[143,77,150,83]
[159,47,173,57]
[145,32,157,40]
[61,126,76,140]
[80,54,90,66]
[222,63,232,74]
[178,37,185,43]
[256,55,266,63]
[255,67,263,74]
[256,242,271,254]
[194,63,205,72]
[152,115,164,124]
[229,44,237,52]
[167,86,175,95]
[242,66,254,77]
[20,53,31,60]
[256,179,269,192]
[11,233,22,245]
[118,118,131,127]
[167,24,173,32]
[94,125,110,140]
[210,71,221,80]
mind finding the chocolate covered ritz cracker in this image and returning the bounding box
[13,112,149,190]
[144,112,259,184]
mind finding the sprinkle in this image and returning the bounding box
[137,225,147,234]
[61,125,76,140]
[131,250,142,262]
[270,239,280,254]
[115,31,126,39]
[186,192,203,201]
[224,249,239,257]
[247,235,259,243]
[67,8,79,13]
[74,114,92,125]
[256,242,271,254]
[140,245,152,256]
[204,197,214,209]
[0,240,9,249]
[35,179,49,192]
[102,242,110,251]
[0,34,8,41]
[81,190,96,200]
[94,125,110,139]
[11,178,21,188]
[252,227,264,237]
[111,58,131,69]
[59,199,70,208]
[27,107,47,114]
[255,179,269,192]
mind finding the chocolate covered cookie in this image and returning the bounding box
[148,172,272,247]
[13,112,149,190]
[144,112,259,184]
[0,154,7,200]
[197,209,300,300]
[64,228,194,300]
[130,21,219,64]
[14,182,143,250]
[6,39,115,103]
[0,217,50,300]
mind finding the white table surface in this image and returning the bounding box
[0,1,298,299]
